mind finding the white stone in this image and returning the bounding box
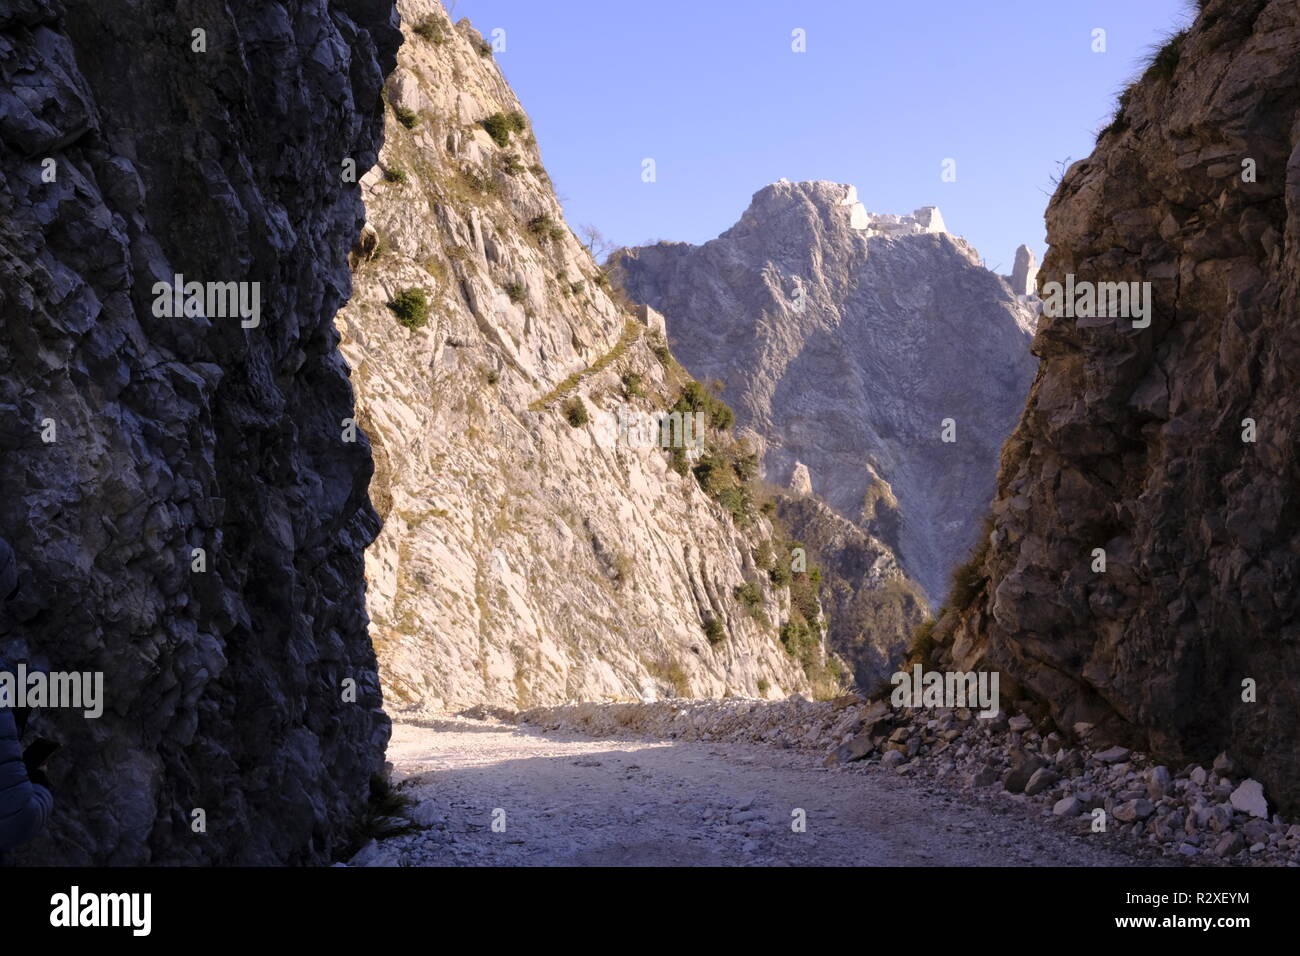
[1229,779,1269,819]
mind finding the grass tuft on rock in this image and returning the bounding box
[388,288,429,330]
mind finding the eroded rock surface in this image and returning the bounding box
[0,0,400,863]
[338,1,818,710]
[935,0,1300,814]
[612,181,1038,604]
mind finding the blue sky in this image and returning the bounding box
[448,0,1192,269]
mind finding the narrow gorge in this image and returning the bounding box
[1,0,1297,876]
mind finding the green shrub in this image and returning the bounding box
[562,396,589,427]
[413,17,445,43]
[779,615,820,672]
[393,104,418,129]
[703,617,726,646]
[906,619,937,670]
[504,282,525,304]
[477,38,494,57]
[499,153,525,175]
[673,380,735,432]
[757,678,770,695]
[480,111,526,147]
[459,168,497,196]
[621,370,644,399]
[481,113,512,146]
[383,166,407,184]
[388,288,429,330]
[526,214,566,243]
[947,521,991,609]
[734,582,762,609]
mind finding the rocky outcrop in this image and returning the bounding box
[1009,244,1039,297]
[611,181,1038,604]
[0,0,400,863]
[337,1,822,710]
[934,0,1300,814]
[774,494,926,689]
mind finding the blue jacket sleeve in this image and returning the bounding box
[0,704,51,850]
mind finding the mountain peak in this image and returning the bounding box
[730,180,947,241]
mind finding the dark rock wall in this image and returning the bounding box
[0,0,400,863]
[937,0,1300,813]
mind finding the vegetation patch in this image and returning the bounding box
[480,111,527,147]
[703,617,726,646]
[528,320,642,411]
[562,396,589,427]
[392,103,419,129]
[1141,28,1188,83]
[388,288,430,330]
[412,16,446,44]
[526,213,567,244]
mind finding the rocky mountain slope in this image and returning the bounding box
[932,0,1300,814]
[611,183,1039,606]
[772,492,926,690]
[337,0,831,710]
[0,0,400,863]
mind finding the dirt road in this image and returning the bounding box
[355,714,1143,867]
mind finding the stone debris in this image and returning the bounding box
[510,697,1300,867]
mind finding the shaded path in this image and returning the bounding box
[359,715,1144,867]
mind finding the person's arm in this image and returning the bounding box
[0,704,51,851]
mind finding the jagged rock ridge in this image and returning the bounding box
[934,0,1300,814]
[0,0,400,863]
[612,180,1039,606]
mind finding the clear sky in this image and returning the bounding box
[448,0,1193,269]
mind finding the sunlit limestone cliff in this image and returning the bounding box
[338,0,836,710]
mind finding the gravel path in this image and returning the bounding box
[360,714,1145,866]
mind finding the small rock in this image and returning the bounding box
[1214,832,1245,857]
[1024,767,1060,796]
[1008,715,1033,733]
[1095,745,1131,764]
[1212,752,1237,775]
[1190,766,1207,785]
[1053,796,1083,817]
[1002,753,1046,794]
[882,750,906,769]
[1229,779,1268,819]
[1147,766,1172,800]
[1113,799,1155,822]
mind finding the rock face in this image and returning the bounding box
[774,494,926,689]
[1010,244,1039,297]
[611,181,1038,603]
[0,0,400,863]
[936,0,1300,813]
[337,1,819,710]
